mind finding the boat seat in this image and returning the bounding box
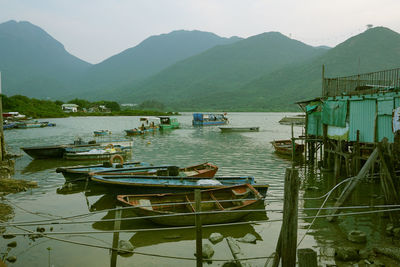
[139,199,153,211]
[232,187,250,197]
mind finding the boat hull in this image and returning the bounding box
[271,140,304,156]
[91,175,269,196]
[117,184,265,226]
[219,127,259,132]
[22,145,66,159]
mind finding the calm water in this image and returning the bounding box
[0,113,392,266]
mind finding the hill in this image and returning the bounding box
[231,26,400,110]
[0,20,91,98]
[114,32,327,108]
[73,30,242,98]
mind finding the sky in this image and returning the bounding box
[1,0,400,64]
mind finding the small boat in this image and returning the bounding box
[271,139,304,156]
[94,130,111,136]
[21,140,133,159]
[125,117,160,136]
[278,114,305,125]
[117,184,264,226]
[63,145,130,161]
[15,121,43,128]
[91,175,269,195]
[56,161,150,181]
[158,116,180,130]
[192,113,228,126]
[93,162,218,177]
[219,126,259,133]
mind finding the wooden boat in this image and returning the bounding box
[94,130,111,136]
[219,126,259,133]
[158,116,180,130]
[56,161,150,181]
[271,139,304,156]
[91,175,269,196]
[21,140,133,159]
[117,184,264,226]
[95,162,218,178]
[192,113,228,126]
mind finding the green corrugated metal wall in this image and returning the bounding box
[377,98,394,142]
[307,111,322,136]
[349,99,376,142]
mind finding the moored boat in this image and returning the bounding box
[219,126,259,133]
[278,114,305,125]
[158,116,180,130]
[95,162,218,178]
[56,161,149,181]
[125,117,160,136]
[63,146,130,161]
[271,139,304,156]
[91,175,269,195]
[192,113,228,126]
[21,140,133,159]
[94,130,111,136]
[117,184,264,226]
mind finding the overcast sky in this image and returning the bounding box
[1,0,399,64]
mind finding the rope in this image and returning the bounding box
[4,207,400,236]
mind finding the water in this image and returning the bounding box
[0,113,393,266]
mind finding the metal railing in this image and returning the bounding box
[323,67,400,97]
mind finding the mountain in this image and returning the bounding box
[230,26,400,110]
[74,30,242,97]
[113,32,327,107]
[0,20,91,98]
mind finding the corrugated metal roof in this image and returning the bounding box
[349,99,376,142]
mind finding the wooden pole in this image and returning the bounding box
[298,248,318,267]
[195,189,203,267]
[110,208,122,267]
[327,147,379,221]
[272,168,299,267]
[0,72,4,161]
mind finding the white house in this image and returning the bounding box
[61,104,79,112]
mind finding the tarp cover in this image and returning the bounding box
[322,100,347,127]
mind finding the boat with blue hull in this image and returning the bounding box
[192,113,228,126]
[91,175,269,195]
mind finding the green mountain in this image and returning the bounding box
[74,30,242,97]
[0,20,91,98]
[231,26,400,110]
[115,32,327,107]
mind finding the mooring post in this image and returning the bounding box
[195,189,203,267]
[297,248,318,267]
[272,168,299,267]
[110,208,122,267]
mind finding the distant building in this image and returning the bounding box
[121,103,138,110]
[61,104,79,112]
